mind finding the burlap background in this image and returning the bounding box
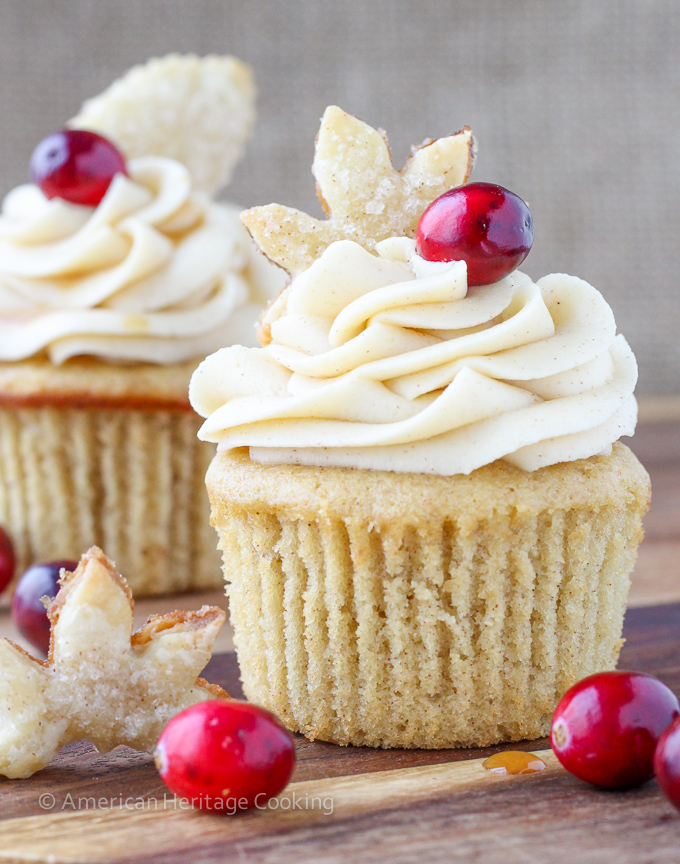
[0,0,678,393]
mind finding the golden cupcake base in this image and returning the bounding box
[207,443,650,749]
[0,359,222,595]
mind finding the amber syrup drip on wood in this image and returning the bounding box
[482,751,547,775]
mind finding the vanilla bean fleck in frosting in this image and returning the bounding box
[190,237,638,475]
[0,157,282,364]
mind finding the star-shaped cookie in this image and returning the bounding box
[241,105,476,274]
[0,547,228,779]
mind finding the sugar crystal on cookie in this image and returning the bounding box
[69,54,256,196]
[242,105,476,274]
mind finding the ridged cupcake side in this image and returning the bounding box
[208,443,650,749]
[0,404,220,595]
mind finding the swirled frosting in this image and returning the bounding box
[190,237,637,474]
[0,157,285,364]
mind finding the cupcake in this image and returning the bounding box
[0,55,286,595]
[190,107,650,748]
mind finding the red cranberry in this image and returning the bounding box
[416,182,533,285]
[0,526,15,594]
[11,560,77,655]
[654,716,680,809]
[30,129,127,207]
[154,700,296,812]
[551,671,680,789]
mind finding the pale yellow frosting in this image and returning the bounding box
[0,157,285,364]
[190,237,637,474]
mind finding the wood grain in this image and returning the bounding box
[1,747,679,864]
[0,603,679,863]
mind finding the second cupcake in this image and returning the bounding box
[0,55,286,594]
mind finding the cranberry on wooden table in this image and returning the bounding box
[0,526,15,594]
[416,182,533,285]
[155,700,296,812]
[11,560,78,655]
[551,670,680,789]
[654,716,680,809]
[30,129,127,207]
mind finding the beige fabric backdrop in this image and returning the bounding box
[0,0,678,394]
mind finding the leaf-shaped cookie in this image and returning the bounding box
[242,105,476,274]
[69,54,256,197]
[0,547,227,778]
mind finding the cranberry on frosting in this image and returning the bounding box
[0,156,272,364]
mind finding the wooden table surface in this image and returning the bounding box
[0,409,678,863]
